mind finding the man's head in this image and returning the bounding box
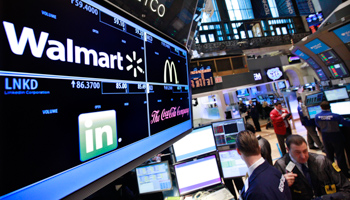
[297,96,302,103]
[286,135,309,164]
[245,123,256,134]
[249,100,252,105]
[320,101,330,111]
[236,130,260,156]
[275,102,282,111]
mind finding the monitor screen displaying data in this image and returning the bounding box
[306,58,321,69]
[0,0,192,199]
[316,69,328,81]
[330,101,350,116]
[218,150,248,178]
[317,49,341,65]
[305,38,330,54]
[307,105,323,119]
[212,118,245,146]
[136,161,173,194]
[173,125,217,162]
[305,92,324,106]
[324,88,349,101]
[174,155,222,195]
[327,63,349,79]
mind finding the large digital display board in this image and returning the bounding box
[306,58,321,69]
[305,38,331,54]
[294,49,310,60]
[0,0,192,199]
[316,69,328,81]
[317,49,342,65]
[327,63,349,79]
[333,23,350,44]
[190,65,215,89]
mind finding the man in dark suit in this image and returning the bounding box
[237,130,291,200]
[248,100,261,132]
[274,135,350,200]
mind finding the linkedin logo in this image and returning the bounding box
[78,110,117,161]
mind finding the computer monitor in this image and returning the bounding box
[211,118,245,146]
[317,49,341,65]
[277,81,286,89]
[236,88,250,97]
[305,92,324,106]
[172,125,217,163]
[174,155,222,195]
[327,63,349,79]
[258,95,263,100]
[218,149,248,178]
[136,161,173,194]
[307,105,323,119]
[324,87,349,101]
[330,101,350,116]
[268,94,275,99]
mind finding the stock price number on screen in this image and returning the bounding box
[71,0,98,15]
[164,86,173,90]
[135,28,144,39]
[138,84,146,90]
[116,82,128,89]
[71,81,101,89]
[114,18,126,31]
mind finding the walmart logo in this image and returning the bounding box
[78,110,117,161]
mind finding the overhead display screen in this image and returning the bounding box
[305,38,331,54]
[333,23,350,44]
[306,58,321,69]
[0,0,191,199]
[316,69,328,81]
[327,63,349,79]
[317,49,342,65]
[294,49,310,60]
[190,65,215,89]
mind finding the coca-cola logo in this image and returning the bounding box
[150,106,189,124]
[266,67,283,81]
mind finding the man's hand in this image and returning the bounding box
[282,113,287,118]
[284,172,298,186]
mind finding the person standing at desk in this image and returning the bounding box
[315,101,350,178]
[237,130,291,200]
[297,96,324,151]
[270,102,292,155]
